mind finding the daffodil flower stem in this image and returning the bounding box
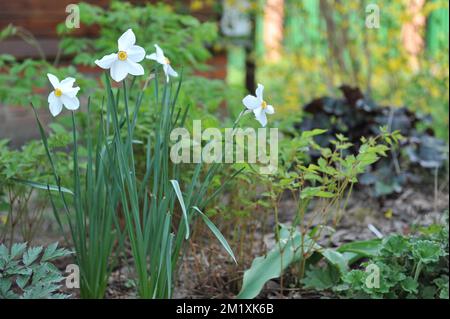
[231,107,248,134]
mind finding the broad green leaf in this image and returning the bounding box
[16,275,30,289]
[381,235,409,257]
[11,242,27,259]
[321,249,349,274]
[41,242,71,262]
[237,228,321,299]
[302,266,340,291]
[412,240,444,264]
[337,239,382,258]
[301,187,334,199]
[23,246,43,266]
[302,129,327,139]
[401,277,418,294]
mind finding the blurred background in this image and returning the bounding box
[1,0,448,143]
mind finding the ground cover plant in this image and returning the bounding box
[0,242,71,299]
[302,213,449,299]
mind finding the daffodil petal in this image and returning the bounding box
[163,64,170,82]
[59,77,76,90]
[95,53,118,69]
[62,86,80,98]
[265,105,275,114]
[110,60,129,82]
[61,95,80,110]
[256,83,264,102]
[253,107,262,118]
[118,29,136,51]
[155,44,165,62]
[255,110,267,127]
[146,53,157,61]
[47,73,60,88]
[48,92,63,117]
[126,60,144,76]
[242,95,260,110]
[166,64,178,77]
[126,45,145,62]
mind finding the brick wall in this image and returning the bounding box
[0,0,227,147]
[0,105,52,148]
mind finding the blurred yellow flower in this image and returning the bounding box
[190,0,203,11]
[384,209,393,219]
[0,215,8,225]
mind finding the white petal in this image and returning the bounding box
[95,53,117,69]
[62,86,80,98]
[110,60,129,82]
[265,105,275,114]
[47,73,60,88]
[48,92,63,117]
[118,29,136,51]
[146,53,157,61]
[254,109,267,127]
[166,64,178,77]
[126,45,145,62]
[242,95,259,110]
[253,107,262,118]
[126,60,144,76]
[59,77,76,90]
[163,64,170,82]
[154,44,165,61]
[61,95,80,110]
[255,83,264,102]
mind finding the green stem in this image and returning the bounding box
[414,261,423,282]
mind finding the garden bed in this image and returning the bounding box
[44,183,447,299]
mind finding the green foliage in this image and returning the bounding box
[0,54,96,108]
[27,100,123,299]
[302,215,449,299]
[237,226,320,299]
[0,1,233,299]
[0,129,72,187]
[0,242,71,299]
[0,132,72,244]
[0,1,223,113]
[21,67,236,299]
[237,127,398,298]
[58,1,217,70]
[97,70,235,298]
[339,221,449,299]
[237,222,380,298]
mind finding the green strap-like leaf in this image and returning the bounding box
[11,178,74,195]
[170,180,189,239]
[193,206,237,264]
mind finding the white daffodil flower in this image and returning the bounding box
[146,44,178,83]
[47,73,80,117]
[95,29,145,82]
[242,83,274,127]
